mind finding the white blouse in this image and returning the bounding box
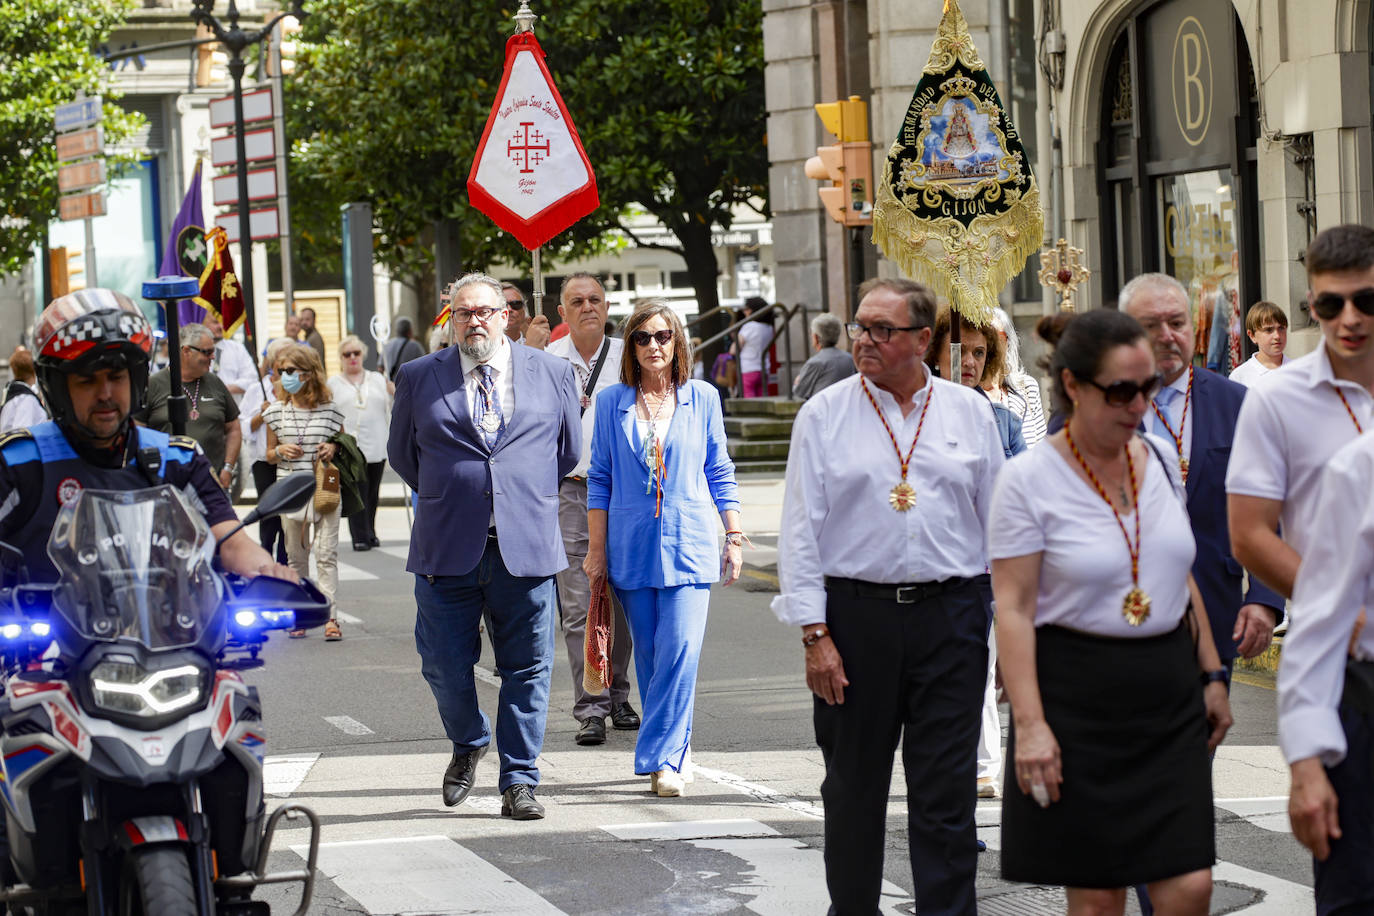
[988,434,1197,638]
[327,372,391,463]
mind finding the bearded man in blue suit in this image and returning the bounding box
[388,272,580,821]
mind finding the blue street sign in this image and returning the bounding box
[54,96,102,133]
[142,276,200,301]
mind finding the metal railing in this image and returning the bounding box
[694,302,809,400]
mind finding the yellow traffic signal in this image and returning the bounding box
[195,24,227,88]
[805,96,872,226]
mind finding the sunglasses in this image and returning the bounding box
[1078,372,1164,407]
[341,350,363,358]
[630,329,674,347]
[1310,288,1374,321]
[183,344,215,357]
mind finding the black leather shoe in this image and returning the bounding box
[501,784,545,820]
[441,746,487,807]
[369,535,381,547]
[352,541,371,552]
[610,702,641,730]
[575,716,606,746]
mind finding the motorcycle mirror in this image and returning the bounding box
[215,472,316,548]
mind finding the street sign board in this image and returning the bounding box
[56,127,104,162]
[209,89,274,128]
[54,96,102,132]
[58,190,107,222]
[212,167,277,206]
[215,206,280,242]
[210,128,275,167]
[58,160,106,194]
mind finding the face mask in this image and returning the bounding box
[281,370,304,394]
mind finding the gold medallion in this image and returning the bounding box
[1122,587,1151,626]
[889,481,917,512]
[1179,457,1189,484]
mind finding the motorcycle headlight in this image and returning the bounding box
[89,658,205,718]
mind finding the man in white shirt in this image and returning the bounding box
[1228,224,1374,913]
[0,346,46,433]
[501,282,551,348]
[772,277,1004,916]
[203,313,260,404]
[1227,301,1289,387]
[537,273,637,745]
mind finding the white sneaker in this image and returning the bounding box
[655,769,685,797]
[976,777,998,799]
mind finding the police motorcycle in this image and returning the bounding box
[0,472,330,915]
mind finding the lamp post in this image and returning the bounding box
[189,0,305,377]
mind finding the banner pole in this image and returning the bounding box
[532,246,544,318]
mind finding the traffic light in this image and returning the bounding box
[195,24,228,88]
[266,16,302,78]
[804,95,873,226]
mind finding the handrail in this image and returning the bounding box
[683,305,734,334]
[695,302,809,400]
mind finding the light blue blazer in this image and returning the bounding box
[587,380,740,590]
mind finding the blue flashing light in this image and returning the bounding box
[260,609,295,628]
[234,610,258,628]
[29,623,49,638]
[142,276,200,300]
[1,624,22,640]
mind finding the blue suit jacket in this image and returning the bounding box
[387,343,580,578]
[587,380,740,590]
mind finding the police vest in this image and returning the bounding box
[0,422,198,584]
[1,381,40,410]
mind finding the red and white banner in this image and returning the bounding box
[467,31,599,251]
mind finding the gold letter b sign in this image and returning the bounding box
[1172,16,1213,147]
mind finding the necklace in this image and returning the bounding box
[1149,368,1193,483]
[1065,422,1150,626]
[1336,388,1365,434]
[858,376,933,512]
[639,385,674,517]
[286,400,310,459]
[345,372,367,409]
[183,377,202,421]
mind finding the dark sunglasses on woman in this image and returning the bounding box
[630,329,674,347]
[1078,372,1164,407]
[1310,288,1374,321]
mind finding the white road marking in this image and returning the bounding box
[262,753,319,797]
[474,668,502,688]
[336,562,378,582]
[1215,796,1292,835]
[323,715,374,736]
[292,835,566,915]
[377,546,411,560]
[334,610,363,625]
[602,818,779,841]
[692,764,825,820]
[1212,861,1314,913]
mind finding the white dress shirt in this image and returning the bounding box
[1226,345,1374,561]
[771,368,1006,627]
[458,337,515,426]
[238,382,277,466]
[988,434,1196,638]
[1279,433,1374,766]
[1226,354,1284,388]
[327,372,392,463]
[213,338,260,402]
[0,382,46,433]
[546,333,624,478]
[1148,369,1194,469]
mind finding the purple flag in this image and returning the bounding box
[157,159,210,327]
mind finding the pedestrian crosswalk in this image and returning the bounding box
[251,749,1313,916]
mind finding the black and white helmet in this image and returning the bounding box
[34,289,153,435]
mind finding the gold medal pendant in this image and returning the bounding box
[1179,457,1189,484]
[1122,587,1151,626]
[889,481,916,512]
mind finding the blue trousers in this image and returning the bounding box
[615,583,711,775]
[413,538,556,792]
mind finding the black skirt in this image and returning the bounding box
[1001,622,1215,888]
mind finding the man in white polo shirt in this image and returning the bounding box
[1227,223,1374,913]
[540,273,638,746]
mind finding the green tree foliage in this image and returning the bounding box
[286,0,765,322]
[0,0,146,276]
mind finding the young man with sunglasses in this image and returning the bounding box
[538,273,639,746]
[1227,224,1374,914]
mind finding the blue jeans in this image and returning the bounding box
[615,584,711,776]
[413,538,556,792]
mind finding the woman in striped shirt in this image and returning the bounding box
[264,344,345,640]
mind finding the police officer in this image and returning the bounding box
[0,289,293,584]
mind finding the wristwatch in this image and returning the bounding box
[802,626,830,648]
[1199,669,1230,687]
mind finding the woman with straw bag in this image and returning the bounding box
[264,343,346,640]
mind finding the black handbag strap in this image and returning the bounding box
[581,338,612,416]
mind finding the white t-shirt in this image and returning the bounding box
[1226,354,1283,388]
[988,434,1196,638]
[736,321,773,375]
[327,372,391,463]
[1226,345,1374,561]
[546,334,624,478]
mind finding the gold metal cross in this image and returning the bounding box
[1038,238,1091,312]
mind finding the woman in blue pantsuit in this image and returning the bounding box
[585,300,743,797]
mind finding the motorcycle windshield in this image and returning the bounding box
[47,486,220,649]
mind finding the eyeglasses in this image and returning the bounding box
[183,344,215,357]
[341,350,363,358]
[630,329,674,347]
[281,368,311,376]
[452,306,503,323]
[1310,288,1374,321]
[845,322,923,343]
[1078,372,1164,407]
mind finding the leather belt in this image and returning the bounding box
[564,475,587,483]
[825,575,977,605]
